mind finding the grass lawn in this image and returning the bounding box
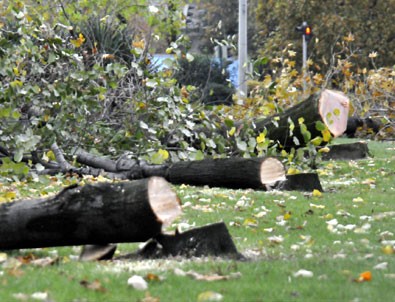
[1,138,394,301]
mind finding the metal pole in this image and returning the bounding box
[237,0,247,104]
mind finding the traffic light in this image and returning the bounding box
[296,22,313,42]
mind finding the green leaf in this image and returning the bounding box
[315,121,326,131]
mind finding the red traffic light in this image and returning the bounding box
[305,26,311,35]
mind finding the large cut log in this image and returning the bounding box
[74,154,286,190]
[248,89,350,149]
[166,157,286,190]
[0,177,182,250]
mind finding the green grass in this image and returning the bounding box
[1,139,394,301]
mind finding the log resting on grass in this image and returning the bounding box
[0,177,182,250]
[75,154,286,190]
[249,89,350,149]
[166,157,286,190]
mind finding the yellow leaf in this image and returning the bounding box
[322,129,332,142]
[158,149,169,160]
[4,191,16,200]
[310,203,325,209]
[352,197,364,203]
[243,217,258,227]
[70,33,85,48]
[298,117,305,124]
[228,126,236,136]
[256,132,265,143]
[132,40,145,49]
[311,136,323,146]
[312,189,322,197]
[318,146,330,153]
[13,67,20,76]
[102,54,115,60]
[287,167,300,175]
[382,245,394,255]
[46,150,56,161]
[283,212,292,220]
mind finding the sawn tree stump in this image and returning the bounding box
[0,177,182,250]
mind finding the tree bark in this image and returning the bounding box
[0,177,182,250]
[322,142,370,160]
[167,157,286,190]
[137,222,242,259]
[276,173,323,192]
[245,89,349,149]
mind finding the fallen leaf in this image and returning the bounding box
[80,279,107,292]
[354,271,372,282]
[197,291,223,302]
[31,292,49,300]
[145,273,161,282]
[293,269,314,278]
[373,262,388,270]
[30,257,59,267]
[268,235,284,244]
[382,245,394,255]
[140,292,160,302]
[127,275,148,290]
[312,189,322,197]
[310,203,325,209]
[352,197,364,203]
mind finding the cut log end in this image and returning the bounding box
[319,89,350,137]
[148,177,182,227]
[260,157,286,186]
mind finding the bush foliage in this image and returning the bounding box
[0,1,394,181]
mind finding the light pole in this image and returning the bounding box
[237,0,247,104]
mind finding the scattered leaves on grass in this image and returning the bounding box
[174,268,241,282]
[13,292,49,301]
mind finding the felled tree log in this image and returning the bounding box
[166,157,286,190]
[247,89,350,149]
[0,177,182,250]
[75,153,286,190]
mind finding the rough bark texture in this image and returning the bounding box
[137,222,242,259]
[276,173,323,192]
[0,177,181,250]
[322,142,370,160]
[167,157,286,189]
